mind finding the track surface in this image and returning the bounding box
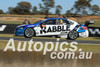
[0,37,100,44]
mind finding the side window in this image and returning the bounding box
[55,19,69,25]
[68,20,74,25]
[62,20,69,24]
[56,19,64,24]
[56,19,60,24]
[42,19,56,25]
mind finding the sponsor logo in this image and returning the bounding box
[89,28,100,34]
[40,25,70,34]
[0,25,6,31]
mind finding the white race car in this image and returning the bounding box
[15,18,93,40]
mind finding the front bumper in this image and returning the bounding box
[15,29,24,36]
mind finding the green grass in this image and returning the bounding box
[0,21,22,24]
[77,37,100,41]
[0,40,100,52]
[0,34,14,37]
[78,44,100,52]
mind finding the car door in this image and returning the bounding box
[34,19,61,36]
[40,19,60,36]
[34,19,71,36]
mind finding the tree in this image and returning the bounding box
[55,5,62,15]
[38,3,45,14]
[82,10,88,16]
[72,0,92,16]
[14,1,32,14]
[13,7,21,14]
[32,6,38,15]
[66,10,72,17]
[0,9,4,14]
[91,5,100,15]
[39,0,55,15]
[8,7,15,14]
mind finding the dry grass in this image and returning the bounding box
[0,15,100,26]
[0,14,57,18]
[0,14,100,22]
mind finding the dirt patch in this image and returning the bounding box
[0,17,44,22]
[68,16,100,22]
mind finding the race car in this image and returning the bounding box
[15,18,91,40]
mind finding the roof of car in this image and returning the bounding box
[46,18,67,20]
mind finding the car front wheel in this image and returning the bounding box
[24,28,34,38]
[68,30,78,40]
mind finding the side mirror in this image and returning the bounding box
[85,20,94,27]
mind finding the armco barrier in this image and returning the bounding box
[0,24,100,37]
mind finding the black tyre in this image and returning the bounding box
[68,30,78,40]
[24,28,34,38]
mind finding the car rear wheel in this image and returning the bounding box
[24,28,34,38]
[68,30,78,40]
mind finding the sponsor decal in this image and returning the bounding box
[40,25,70,34]
[89,28,100,34]
[0,25,6,31]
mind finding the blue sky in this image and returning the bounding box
[0,0,100,14]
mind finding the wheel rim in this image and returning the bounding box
[69,31,78,39]
[25,28,34,37]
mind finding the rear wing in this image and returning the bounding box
[85,20,94,27]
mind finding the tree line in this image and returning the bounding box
[7,0,61,15]
[0,0,100,16]
[66,0,100,16]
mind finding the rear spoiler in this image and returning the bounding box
[85,20,94,27]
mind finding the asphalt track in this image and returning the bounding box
[0,37,100,44]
